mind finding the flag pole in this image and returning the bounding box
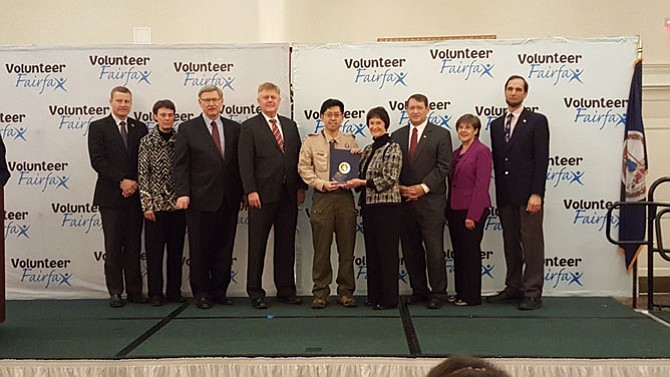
[631,35,642,310]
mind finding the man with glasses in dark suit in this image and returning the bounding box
[174,85,244,309]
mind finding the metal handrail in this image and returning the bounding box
[604,176,670,311]
[655,208,670,262]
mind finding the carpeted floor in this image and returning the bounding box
[1,297,669,359]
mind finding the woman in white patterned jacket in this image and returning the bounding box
[138,99,186,306]
[344,106,402,310]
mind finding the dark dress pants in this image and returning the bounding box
[186,202,239,301]
[144,210,186,299]
[100,204,143,297]
[499,205,545,298]
[246,184,298,299]
[447,208,489,305]
[400,197,447,300]
[363,204,401,307]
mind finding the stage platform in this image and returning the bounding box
[1,297,670,377]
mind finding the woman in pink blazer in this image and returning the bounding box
[447,114,492,306]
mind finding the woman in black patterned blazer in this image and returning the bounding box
[138,99,186,306]
[345,107,402,310]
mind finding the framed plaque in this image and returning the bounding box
[330,149,360,183]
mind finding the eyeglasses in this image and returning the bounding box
[323,112,342,118]
[199,97,222,103]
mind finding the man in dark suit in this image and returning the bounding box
[391,93,452,309]
[486,75,549,310]
[88,86,148,307]
[174,85,244,309]
[238,82,306,309]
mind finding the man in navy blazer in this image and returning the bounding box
[391,93,452,309]
[238,82,306,309]
[88,86,148,307]
[174,85,244,309]
[487,75,549,310]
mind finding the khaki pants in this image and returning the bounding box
[310,190,357,298]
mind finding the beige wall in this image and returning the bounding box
[0,1,668,64]
[2,0,670,277]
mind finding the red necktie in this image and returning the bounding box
[270,119,284,153]
[409,127,418,159]
[211,121,223,156]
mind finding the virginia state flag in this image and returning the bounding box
[619,59,648,272]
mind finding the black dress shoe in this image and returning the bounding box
[427,298,443,309]
[128,295,148,304]
[486,289,523,304]
[276,295,302,305]
[518,297,543,310]
[212,297,234,305]
[196,297,212,309]
[251,297,268,309]
[109,294,124,308]
[407,294,429,305]
[149,295,165,306]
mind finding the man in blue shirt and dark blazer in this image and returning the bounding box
[88,86,148,307]
[487,75,550,310]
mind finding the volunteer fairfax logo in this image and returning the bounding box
[474,106,505,131]
[518,53,584,85]
[484,206,502,231]
[564,198,618,232]
[89,55,152,85]
[475,105,541,131]
[93,251,150,278]
[4,210,30,239]
[344,57,408,89]
[547,155,585,188]
[446,249,496,278]
[355,255,410,284]
[355,255,368,280]
[221,104,260,122]
[52,202,101,234]
[49,104,109,137]
[430,48,495,80]
[545,257,584,288]
[173,61,235,90]
[5,63,68,94]
[565,97,627,130]
[9,161,70,192]
[303,108,367,137]
[0,112,28,141]
[390,99,453,129]
[132,110,196,130]
[11,258,73,289]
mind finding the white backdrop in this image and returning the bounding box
[2,44,290,299]
[2,37,636,299]
[292,37,637,297]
